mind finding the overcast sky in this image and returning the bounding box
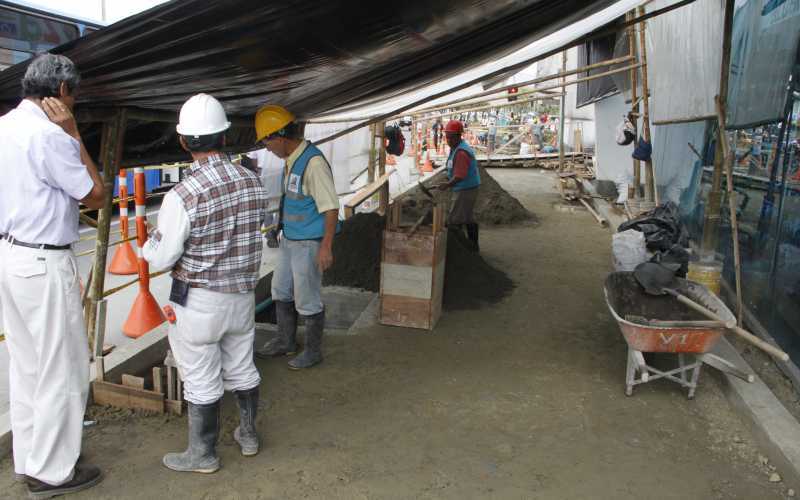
[11,0,169,23]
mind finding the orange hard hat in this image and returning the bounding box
[444,120,464,135]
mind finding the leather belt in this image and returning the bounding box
[3,235,70,251]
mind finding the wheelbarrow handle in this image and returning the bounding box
[666,290,790,362]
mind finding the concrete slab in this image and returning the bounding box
[714,338,800,490]
[590,178,800,492]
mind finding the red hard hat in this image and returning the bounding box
[444,120,464,135]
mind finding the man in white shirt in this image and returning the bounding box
[0,53,105,498]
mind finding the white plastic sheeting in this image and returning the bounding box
[727,0,800,128]
[650,121,707,204]
[594,93,636,182]
[645,0,724,124]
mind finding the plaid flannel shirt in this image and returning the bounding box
[169,154,267,293]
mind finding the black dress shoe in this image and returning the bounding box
[26,463,103,499]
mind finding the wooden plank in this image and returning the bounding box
[430,253,446,329]
[121,374,145,390]
[434,228,447,266]
[429,231,447,329]
[344,167,396,211]
[389,201,401,230]
[167,366,175,401]
[381,264,433,299]
[92,381,164,414]
[380,294,433,330]
[382,230,435,266]
[165,399,183,416]
[95,356,105,382]
[152,367,163,394]
[93,299,107,359]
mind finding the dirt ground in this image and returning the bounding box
[0,169,791,499]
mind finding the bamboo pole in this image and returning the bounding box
[86,108,127,351]
[701,0,735,255]
[638,6,656,204]
[412,55,635,116]
[377,122,388,214]
[367,122,377,183]
[715,95,744,326]
[628,11,641,200]
[315,1,698,145]
[558,50,567,172]
[423,94,563,121]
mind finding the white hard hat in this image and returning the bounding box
[176,93,231,136]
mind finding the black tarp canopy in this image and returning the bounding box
[0,0,620,162]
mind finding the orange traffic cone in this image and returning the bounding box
[122,289,166,338]
[423,151,433,173]
[386,154,397,166]
[108,241,138,275]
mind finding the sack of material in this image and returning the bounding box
[615,117,636,146]
[632,137,652,162]
[612,229,648,272]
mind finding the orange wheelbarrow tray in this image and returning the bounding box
[604,272,738,399]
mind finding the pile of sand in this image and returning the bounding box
[442,227,514,310]
[403,167,534,226]
[323,212,385,292]
[321,215,514,309]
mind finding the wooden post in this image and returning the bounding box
[701,0,735,255]
[86,109,127,352]
[411,118,417,156]
[638,6,657,204]
[627,11,641,200]
[93,299,107,360]
[558,50,567,172]
[378,121,386,177]
[715,96,744,326]
[367,123,377,183]
[377,122,388,214]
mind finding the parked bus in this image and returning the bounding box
[0,0,103,70]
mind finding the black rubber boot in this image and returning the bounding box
[288,311,324,370]
[163,400,220,473]
[26,464,103,499]
[233,387,259,456]
[466,223,480,252]
[256,300,298,358]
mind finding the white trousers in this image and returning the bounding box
[168,287,261,405]
[0,242,88,485]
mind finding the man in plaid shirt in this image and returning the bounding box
[143,94,267,474]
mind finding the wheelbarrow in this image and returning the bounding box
[604,272,751,399]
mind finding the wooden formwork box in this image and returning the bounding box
[379,203,447,330]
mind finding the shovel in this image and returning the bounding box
[634,262,789,362]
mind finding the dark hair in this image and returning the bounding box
[181,132,225,152]
[21,54,80,99]
[281,121,305,140]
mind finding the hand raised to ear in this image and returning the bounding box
[42,97,80,139]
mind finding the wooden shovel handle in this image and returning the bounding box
[668,292,789,362]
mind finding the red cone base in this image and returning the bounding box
[122,290,166,338]
[108,241,138,275]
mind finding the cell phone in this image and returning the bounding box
[169,279,190,306]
